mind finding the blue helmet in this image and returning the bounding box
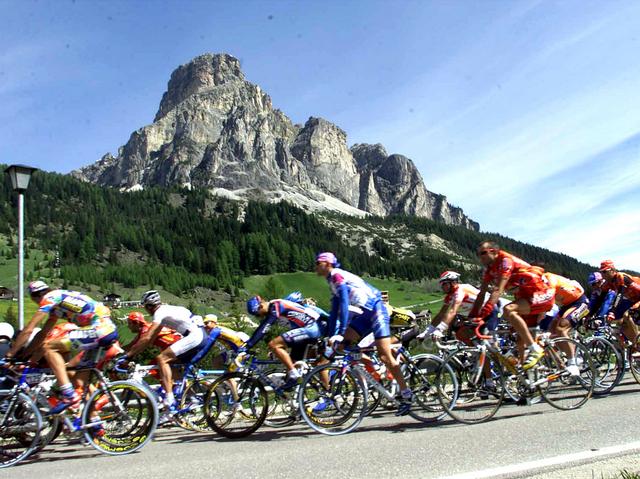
[284,291,304,303]
[246,296,262,315]
[587,272,603,286]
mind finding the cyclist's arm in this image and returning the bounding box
[470,281,489,317]
[334,284,350,336]
[6,310,49,358]
[479,277,509,320]
[244,309,278,350]
[127,322,162,358]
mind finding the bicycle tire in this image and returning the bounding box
[0,391,42,468]
[82,380,159,455]
[262,371,299,428]
[537,337,594,410]
[203,372,269,439]
[628,334,640,385]
[176,379,213,432]
[438,347,504,424]
[585,336,624,395]
[406,354,457,423]
[297,362,367,436]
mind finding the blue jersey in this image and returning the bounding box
[326,268,382,336]
[589,289,616,317]
[245,299,328,350]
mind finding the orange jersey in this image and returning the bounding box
[482,250,545,293]
[134,322,182,350]
[605,272,640,303]
[543,273,584,306]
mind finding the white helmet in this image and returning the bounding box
[141,290,161,307]
[0,322,14,340]
[28,280,50,295]
[439,271,461,284]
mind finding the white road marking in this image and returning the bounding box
[439,441,640,479]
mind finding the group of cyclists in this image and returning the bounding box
[1,240,640,455]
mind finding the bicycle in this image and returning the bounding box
[5,357,159,458]
[297,343,458,435]
[436,320,595,424]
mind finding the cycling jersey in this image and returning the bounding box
[151,304,202,335]
[605,272,640,304]
[482,251,537,289]
[245,299,327,350]
[589,289,616,317]
[132,322,182,350]
[37,290,109,327]
[216,326,249,352]
[543,273,584,306]
[326,268,384,336]
[444,283,486,317]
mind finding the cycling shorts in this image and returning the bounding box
[615,298,636,322]
[348,301,391,339]
[170,326,205,358]
[282,321,326,346]
[558,295,589,327]
[520,287,556,315]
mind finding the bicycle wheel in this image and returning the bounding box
[537,337,594,410]
[438,347,504,424]
[263,371,298,428]
[31,393,62,452]
[585,336,624,395]
[0,391,42,468]
[298,363,367,436]
[203,372,268,438]
[628,334,640,385]
[176,379,212,432]
[82,380,158,455]
[406,354,457,423]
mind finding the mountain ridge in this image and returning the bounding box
[73,53,479,231]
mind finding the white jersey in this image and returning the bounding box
[152,304,201,335]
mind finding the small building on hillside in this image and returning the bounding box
[103,293,122,309]
[0,287,15,300]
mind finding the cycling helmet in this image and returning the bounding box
[246,296,262,316]
[127,311,147,324]
[284,291,304,303]
[587,272,603,286]
[0,322,14,340]
[439,271,461,283]
[204,314,218,324]
[28,280,50,295]
[599,260,616,272]
[141,290,161,307]
[315,252,339,267]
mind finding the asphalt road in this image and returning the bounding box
[9,375,640,479]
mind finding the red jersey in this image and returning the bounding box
[482,250,545,294]
[605,272,640,303]
[133,322,182,350]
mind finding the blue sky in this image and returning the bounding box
[2,0,639,271]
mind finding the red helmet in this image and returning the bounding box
[599,260,616,272]
[127,311,147,324]
[439,271,461,284]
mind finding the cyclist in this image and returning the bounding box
[5,281,118,411]
[587,272,616,320]
[542,272,588,375]
[600,260,640,342]
[315,251,413,415]
[418,270,506,343]
[124,290,205,413]
[244,295,328,389]
[123,311,182,353]
[470,241,554,370]
[203,313,249,368]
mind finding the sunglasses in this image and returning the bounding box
[477,250,491,256]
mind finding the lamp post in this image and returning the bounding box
[5,164,38,330]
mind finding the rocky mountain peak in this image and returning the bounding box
[75,53,479,231]
[155,53,245,121]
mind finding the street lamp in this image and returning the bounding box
[5,164,38,330]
